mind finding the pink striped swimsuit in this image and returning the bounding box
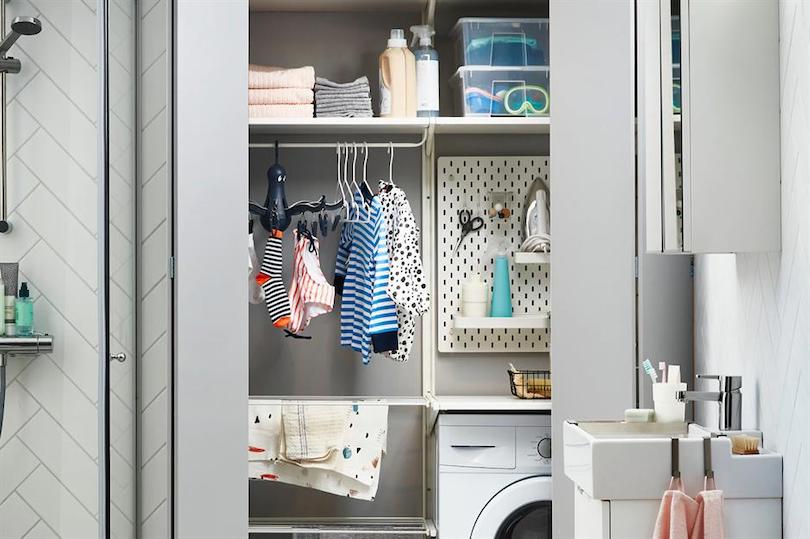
[287,230,335,334]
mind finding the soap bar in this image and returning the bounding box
[625,408,655,423]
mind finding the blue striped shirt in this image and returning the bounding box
[339,192,398,364]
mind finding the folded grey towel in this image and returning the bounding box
[316,107,374,114]
[315,91,371,100]
[316,110,374,118]
[316,97,372,107]
[315,76,370,90]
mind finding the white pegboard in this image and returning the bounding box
[437,156,550,353]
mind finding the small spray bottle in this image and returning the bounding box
[489,241,513,317]
[410,25,439,117]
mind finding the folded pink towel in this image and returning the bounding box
[249,104,314,119]
[692,483,724,539]
[248,65,315,89]
[654,479,699,539]
[249,88,313,105]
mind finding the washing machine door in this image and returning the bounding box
[470,476,552,539]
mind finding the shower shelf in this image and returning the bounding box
[0,334,53,354]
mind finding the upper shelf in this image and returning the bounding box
[249,117,549,136]
[433,116,549,135]
[249,0,542,11]
[249,0,423,11]
[249,117,428,135]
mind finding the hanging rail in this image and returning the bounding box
[248,128,429,150]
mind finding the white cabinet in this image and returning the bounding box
[639,0,780,254]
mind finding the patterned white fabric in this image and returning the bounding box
[249,402,388,501]
[378,183,430,361]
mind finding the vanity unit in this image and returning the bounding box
[564,421,783,539]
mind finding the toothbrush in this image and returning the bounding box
[642,359,658,384]
[659,361,668,383]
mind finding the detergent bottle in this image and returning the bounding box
[379,29,416,117]
[410,25,439,117]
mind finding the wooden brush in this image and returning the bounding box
[731,434,760,455]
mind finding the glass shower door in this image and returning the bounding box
[100,0,136,537]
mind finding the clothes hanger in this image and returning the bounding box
[343,142,370,224]
[359,142,374,202]
[380,141,396,193]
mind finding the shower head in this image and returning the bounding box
[0,16,42,74]
[11,16,42,36]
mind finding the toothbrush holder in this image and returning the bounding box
[652,382,687,422]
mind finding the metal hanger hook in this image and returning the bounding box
[388,141,395,185]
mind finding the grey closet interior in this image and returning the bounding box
[248,0,549,533]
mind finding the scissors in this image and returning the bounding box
[454,209,485,253]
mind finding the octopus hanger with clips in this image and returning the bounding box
[248,140,343,233]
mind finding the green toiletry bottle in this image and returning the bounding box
[15,282,33,336]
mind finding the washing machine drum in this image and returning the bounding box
[470,476,552,539]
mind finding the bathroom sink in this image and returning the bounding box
[574,420,688,439]
[564,420,782,501]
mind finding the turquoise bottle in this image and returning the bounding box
[490,255,513,317]
[15,282,33,336]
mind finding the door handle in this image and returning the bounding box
[109,353,127,363]
[450,445,496,449]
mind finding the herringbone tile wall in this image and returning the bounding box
[694,2,810,537]
[0,0,170,537]
[0,0,135,537]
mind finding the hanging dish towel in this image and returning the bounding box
[281,404,350,462]
[654,478,699,539]
[249,402,389,501]
[378,183,429,362]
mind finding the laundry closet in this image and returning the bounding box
[244,0,552,535]
[175,1,638,538]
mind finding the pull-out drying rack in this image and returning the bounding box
[248,517,437,536]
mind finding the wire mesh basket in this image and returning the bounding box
[508,369,551,399]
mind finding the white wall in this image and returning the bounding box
[694,1,808,537]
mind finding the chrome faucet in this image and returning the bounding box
[677,374,742,431]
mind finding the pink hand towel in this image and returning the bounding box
[249,104,314,119]
[249,88,313,105]
[654,479,699,539]
[248,65,315,89]
[691,479,725,539]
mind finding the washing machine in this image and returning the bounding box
[436,413,552,538]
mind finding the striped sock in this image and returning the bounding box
[256,230,291,328]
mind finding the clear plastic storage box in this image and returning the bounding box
[451,66,550,117]
[452,18,550,67]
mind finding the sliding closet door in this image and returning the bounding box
[174,1,248,537]
[99,0,136,536]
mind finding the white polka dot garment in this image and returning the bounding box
[378,183,430,362]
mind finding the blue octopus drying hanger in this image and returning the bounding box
[248,140,343,232]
